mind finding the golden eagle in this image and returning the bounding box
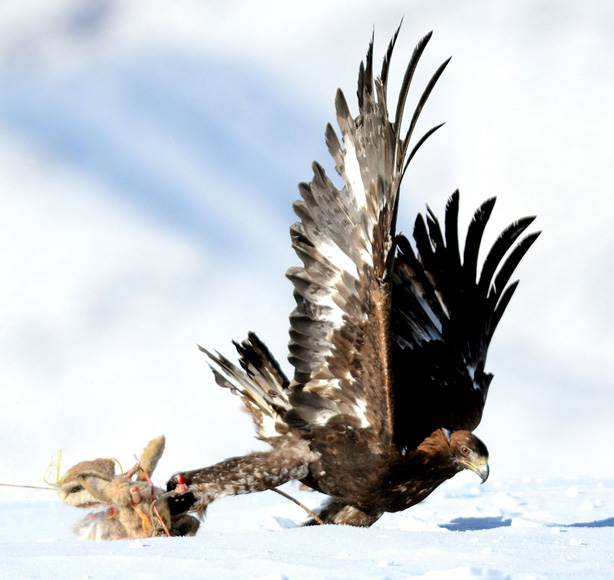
[165,28,540,526]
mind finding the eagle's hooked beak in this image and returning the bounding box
[462,456,490,484]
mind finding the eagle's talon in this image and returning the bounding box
[165,490,197,515]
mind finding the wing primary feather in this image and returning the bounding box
[489,280,519,337]
[401,122,446,178]
[357,31,375,112]
[444,191,461,273]
[380,20,403,90]
[334,89,354,135]
[393,30,433,144]
[425,207,445,254]
[478,216,537,293]
[463,197,497,284]
[413,213,435,270]
[399,56,451,166]
[488,231,541,305]
[325,123,343,170]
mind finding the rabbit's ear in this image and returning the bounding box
[137,435,166,480]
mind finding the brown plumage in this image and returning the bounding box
[165,26,539,527]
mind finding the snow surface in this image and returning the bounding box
[2,475,613,579]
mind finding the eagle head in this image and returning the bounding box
[443,428,490,483]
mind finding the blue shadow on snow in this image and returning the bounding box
[439,516,512,531]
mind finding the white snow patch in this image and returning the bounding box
[2,477,614,578]
[409,568,510,579]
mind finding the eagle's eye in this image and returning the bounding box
[460,445,470,456]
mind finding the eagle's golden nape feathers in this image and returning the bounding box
[163,25,539,529]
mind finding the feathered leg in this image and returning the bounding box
[304,497,383,527]
[167,436,315,516]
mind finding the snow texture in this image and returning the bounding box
[2,476,613,579]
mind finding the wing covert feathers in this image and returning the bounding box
[286,28,448,444]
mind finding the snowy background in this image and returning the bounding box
[1,0,613,527]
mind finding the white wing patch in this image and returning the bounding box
[353,399,371,428]
[259,413,283,440]
[343,139,368,210]
[316,238,359,279]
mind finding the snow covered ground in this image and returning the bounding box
[2,475,613,579]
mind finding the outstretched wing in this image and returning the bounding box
[286,28,450,445]
[391,191,540,450]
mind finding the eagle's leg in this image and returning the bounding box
[304,497,383,527]
[166,436,314,516]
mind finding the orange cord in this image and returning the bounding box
[0,483,55,491]
[136,465,171,537]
